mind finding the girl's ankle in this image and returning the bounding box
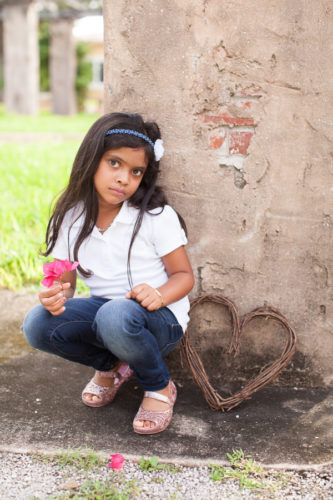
[94,371,115,386]
[96,361,122,378]
[156,381,171,397]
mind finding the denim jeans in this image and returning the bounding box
[23,297,183,391]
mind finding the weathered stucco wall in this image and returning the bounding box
[104,0,333,387]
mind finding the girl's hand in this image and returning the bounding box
[39,282,72,316]
[126,284,163,311]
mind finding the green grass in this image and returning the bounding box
[0,107,100,133]
[139,456,182,473]
[0,141,75,289]
[33,448,140,500]
[52,478,139,500]
[55,447,107,470]
[209,449,285,493]
[34,447,106,470]
[30,448,291,499]
[0,112,99,292]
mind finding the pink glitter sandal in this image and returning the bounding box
[82,362,133,408]
[133,380,177,435]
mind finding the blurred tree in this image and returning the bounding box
[75,41,93,111]
[39,20,50,92]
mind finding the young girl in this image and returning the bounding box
[23,112,194,435]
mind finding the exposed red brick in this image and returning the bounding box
[203,109,255,127]
[229,131,254,155]
[209,129,227,149]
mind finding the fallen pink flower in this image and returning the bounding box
[41,259,79,288]
[108,453,124,470]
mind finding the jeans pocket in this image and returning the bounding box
[161,323,184,356]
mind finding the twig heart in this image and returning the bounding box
[181,294,297,411]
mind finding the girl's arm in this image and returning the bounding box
[39,269,77,316]
[126,246,194,311]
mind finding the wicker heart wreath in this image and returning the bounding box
[180,294,297,411]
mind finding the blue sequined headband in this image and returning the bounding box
[105,128,164,161]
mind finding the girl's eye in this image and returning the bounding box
[133,169,144,177]
[109,159,120,168]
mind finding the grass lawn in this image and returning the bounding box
[0,107,99,133]
[0,111,99,292]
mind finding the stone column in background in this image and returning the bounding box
[50,17,77,115]
[3,0,39,115]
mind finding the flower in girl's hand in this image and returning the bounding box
[108,454,124,470]
[41,259,79,288]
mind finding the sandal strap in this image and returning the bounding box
[117,362,132,378]
[144,391,171,404]
[82,364,133,408]
[96,362,132,384]
[135,406,172,426]
[83,379,111,398]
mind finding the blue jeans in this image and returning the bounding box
[23,297,183,391]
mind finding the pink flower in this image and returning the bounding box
[108,454,124,470]
[41,259,79,288]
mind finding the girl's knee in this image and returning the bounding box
[22,304,50,349]
[94,298,143,337]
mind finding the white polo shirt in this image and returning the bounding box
[51,201,190,331]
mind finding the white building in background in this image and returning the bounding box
[73,15,104,113]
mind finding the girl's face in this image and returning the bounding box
[94,147,148,209]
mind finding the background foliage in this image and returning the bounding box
[38,20,93,109]
[0,110,98,293]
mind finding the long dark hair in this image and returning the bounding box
[43,112,186,285]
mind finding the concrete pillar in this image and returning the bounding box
[50,18,77,115]
[3,0,39,115]
[103,0,333,387]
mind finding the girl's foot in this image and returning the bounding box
[82,361,133,407]
[83,371,116,404]
[133,380,177,434]
[134,383,170,429]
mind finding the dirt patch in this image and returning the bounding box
[0,288,38,362]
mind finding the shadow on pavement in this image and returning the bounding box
[1,350,332,467]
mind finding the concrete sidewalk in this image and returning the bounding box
[1,349,332,468]
[0,289,332,469]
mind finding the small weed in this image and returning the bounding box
[140,455,161,471]
[56,447,106,470]
[210,464,227,483]
[226,448,246,466]
[209,449,282,493]
[140,456,182,473]
[53,478,139,499]
[79,478,139,500]
[34,448,106,471]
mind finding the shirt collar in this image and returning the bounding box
[71,200,138,228]
[114,200,139,224]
